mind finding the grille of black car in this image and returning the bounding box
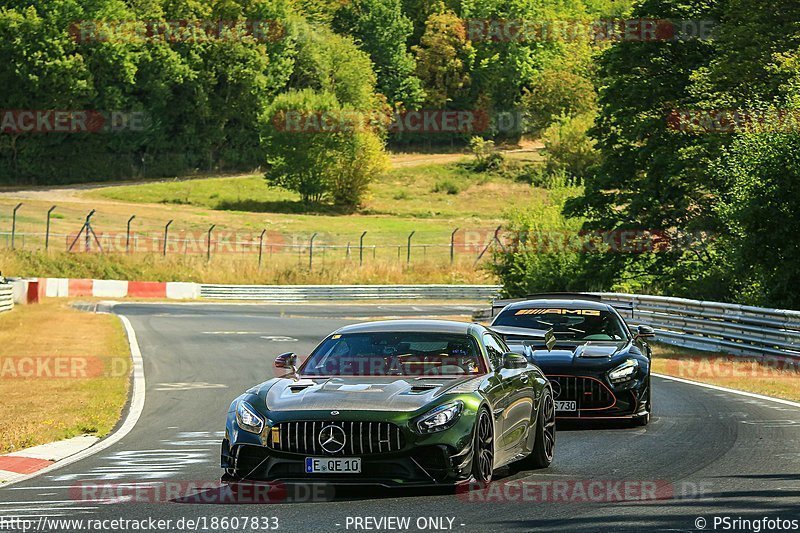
[269,421,405,455]
[549,376,616,409]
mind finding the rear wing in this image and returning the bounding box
[490,293,633,318]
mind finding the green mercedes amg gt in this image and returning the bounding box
[221,320,555,487]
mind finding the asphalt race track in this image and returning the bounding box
[1,303,799,532]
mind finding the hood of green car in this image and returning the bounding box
[262,375,480,412]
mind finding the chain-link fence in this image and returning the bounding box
[0,203,507,270]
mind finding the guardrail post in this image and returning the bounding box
[407,230,416,264]
[163,220,173,256]
[126,215,135,253]
[258,229,267,269]
[309,233,318,270]
[45,205,56,251]
[206,224,215,263]
[359,231,367,266]
[11,203,22,250]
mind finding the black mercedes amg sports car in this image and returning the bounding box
[221,320,556,488]
[490,294,654,425]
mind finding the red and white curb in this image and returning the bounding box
[0,315,146,487]
[0,435,99,484]
[10,278,199,303]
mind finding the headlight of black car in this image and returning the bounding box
[608,359,639,384]
[236,401,265,434]
[414,401,464,434]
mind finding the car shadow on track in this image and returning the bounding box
[556,419,646,431]
[170,468,526,505]
[170,483,464,505]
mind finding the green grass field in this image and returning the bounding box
[0,152,575,284]
[84,161,546,226]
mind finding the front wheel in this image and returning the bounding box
[519,388,556,469]
[471,408,495,484]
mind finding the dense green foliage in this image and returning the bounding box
[507,0,800,308]
[0,0,616,186]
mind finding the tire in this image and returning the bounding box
[471,408,495,484]
[519,388,556,469]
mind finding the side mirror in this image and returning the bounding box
[274,352,297,370]
[636,325,656,339]
[502,351,528,369]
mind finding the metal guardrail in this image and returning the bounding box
[200,284,503,301]
[594,293,800,359]
[0,283,13,313]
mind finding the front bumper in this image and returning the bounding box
[546,372,649,420]
[223,442,474,487]
[222,408,479,487]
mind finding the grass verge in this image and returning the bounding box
[0,301,131,453]
[0,249,495,284]
[651,343,800,402]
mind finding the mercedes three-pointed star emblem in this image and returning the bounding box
[318,424,346,454]
[549,379,562,399]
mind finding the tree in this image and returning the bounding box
[262,89,387,208]
[520,42,597,136]
[412,10,473,108]
[289,22,382,111]
[562,0,728,293]
[332,0,425,109]
[714,131,800,308]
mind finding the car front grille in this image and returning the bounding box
[268,421,405,455]
[548,375,616,409]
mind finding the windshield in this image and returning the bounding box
[494,307,629,342]
[300,332,486,376]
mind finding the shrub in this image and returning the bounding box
[432,179,461,194]
[541,113,599,181]
[468,136,505,172]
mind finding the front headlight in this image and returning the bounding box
[236,401,265,434]
[414,401,464,434]
[608,359,639,384]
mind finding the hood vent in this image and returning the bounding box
[409,384,440,393]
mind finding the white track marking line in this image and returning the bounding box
[0,501,99,505]
[653,373,800,408]
[10,482,164,490]
[0,507,98,512]
[0,314,146,488]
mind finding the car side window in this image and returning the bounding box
[492,333,510,353]
[483,333,505,370]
